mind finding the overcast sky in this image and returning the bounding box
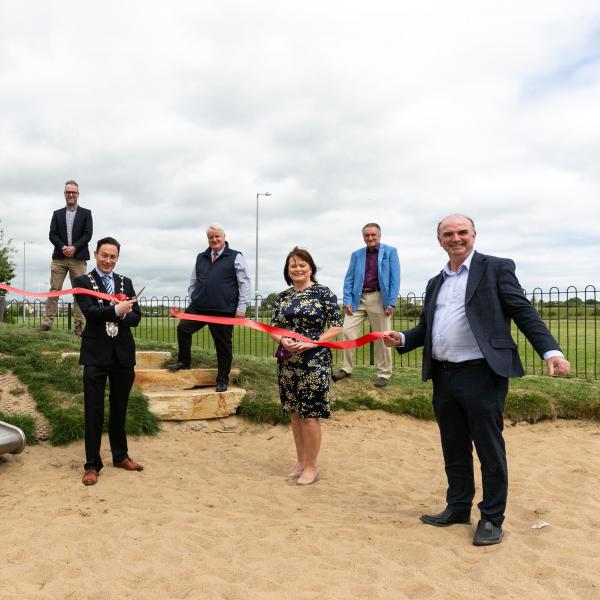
[1,1,599,304]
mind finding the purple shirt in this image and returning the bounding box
[363,246,379,289]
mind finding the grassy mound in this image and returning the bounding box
[0,325,161,444]
[235,350,600,425]
[1,324,599,442]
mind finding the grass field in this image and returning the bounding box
[9,310,600,379]
[1,324,599,444]
[129,314,597,377]
[0,325,164,445]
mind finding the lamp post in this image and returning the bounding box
[22,241,34,322]
[255,192,272,318]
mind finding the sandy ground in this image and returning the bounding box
[1,411,600,600]
[0,371,50,440]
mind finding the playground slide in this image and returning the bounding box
[0,420,26,455]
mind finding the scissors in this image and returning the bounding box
[129,286,145,302]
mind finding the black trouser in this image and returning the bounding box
[83,358,135,471]
[431,360,509,527]
[176,307,234,386]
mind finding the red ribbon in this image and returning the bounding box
[0,282,127,302]
[0,282,388,349]
[169,309,389,350]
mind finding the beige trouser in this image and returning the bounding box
[42,258,87,327]
[341,291,393,379]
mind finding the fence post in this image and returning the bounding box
[67,302,72,331]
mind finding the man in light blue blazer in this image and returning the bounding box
[333,223,400,387]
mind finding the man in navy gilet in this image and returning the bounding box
[168,223,251,392]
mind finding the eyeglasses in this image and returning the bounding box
[64,191,79,196]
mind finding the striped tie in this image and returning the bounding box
[102,276,113,295]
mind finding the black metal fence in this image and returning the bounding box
[2,286,598,379]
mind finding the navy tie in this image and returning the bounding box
[102,276,113,295]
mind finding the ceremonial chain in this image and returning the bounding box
[87,272,125,338]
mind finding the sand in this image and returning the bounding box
[1,411,600,600]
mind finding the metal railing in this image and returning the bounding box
[1,286,598,379]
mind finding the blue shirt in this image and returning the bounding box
[95,268,123,318]
[431,252,483,362]
[95,268,114,287]
[187,245,251,313]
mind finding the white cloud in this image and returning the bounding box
[0,0,599,305]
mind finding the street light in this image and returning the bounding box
[255,192,272,318]
[22,241,34,322]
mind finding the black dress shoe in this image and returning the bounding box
[167,361,191,372]
[215,383,228,392]
[473,519,503,546]
[420,508,471,527]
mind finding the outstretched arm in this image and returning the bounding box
[497,260,570,377]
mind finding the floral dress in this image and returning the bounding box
[271,284,343,419]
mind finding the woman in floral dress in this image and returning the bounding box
[270,247,343,485]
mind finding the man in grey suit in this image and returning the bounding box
[384,214,570,546]
[40,180,93,336]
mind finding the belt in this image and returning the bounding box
[432,359,485,370]
[362,288,380,293]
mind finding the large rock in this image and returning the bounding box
[58,350,248,421]
[144,388,246,420]
[134,368,241,391]
[135,351,172,369]
[59,350,173,368]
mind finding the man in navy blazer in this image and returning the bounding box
[384,215,570,546]
[73,237,143,486]
[40,180,93,336]
[332,223,400,387]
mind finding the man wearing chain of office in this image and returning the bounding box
[73,236,143,486]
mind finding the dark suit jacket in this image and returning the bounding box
[398,251,561,381]
[73,271,141,367]
[49,206,93,260]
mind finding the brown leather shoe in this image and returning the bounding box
[374,377,389,387]
[82,469,99,486]
[38,324,51,332]
[113,457,144,471]
[332,370,351,382]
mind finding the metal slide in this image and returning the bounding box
[0,420,26,455]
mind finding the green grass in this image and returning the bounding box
[128,316,600,379]
[0,324,161,445]
[2,322,600,441]
[235,347,600,426]
[11,307,600,378]
[0,410,36,443]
